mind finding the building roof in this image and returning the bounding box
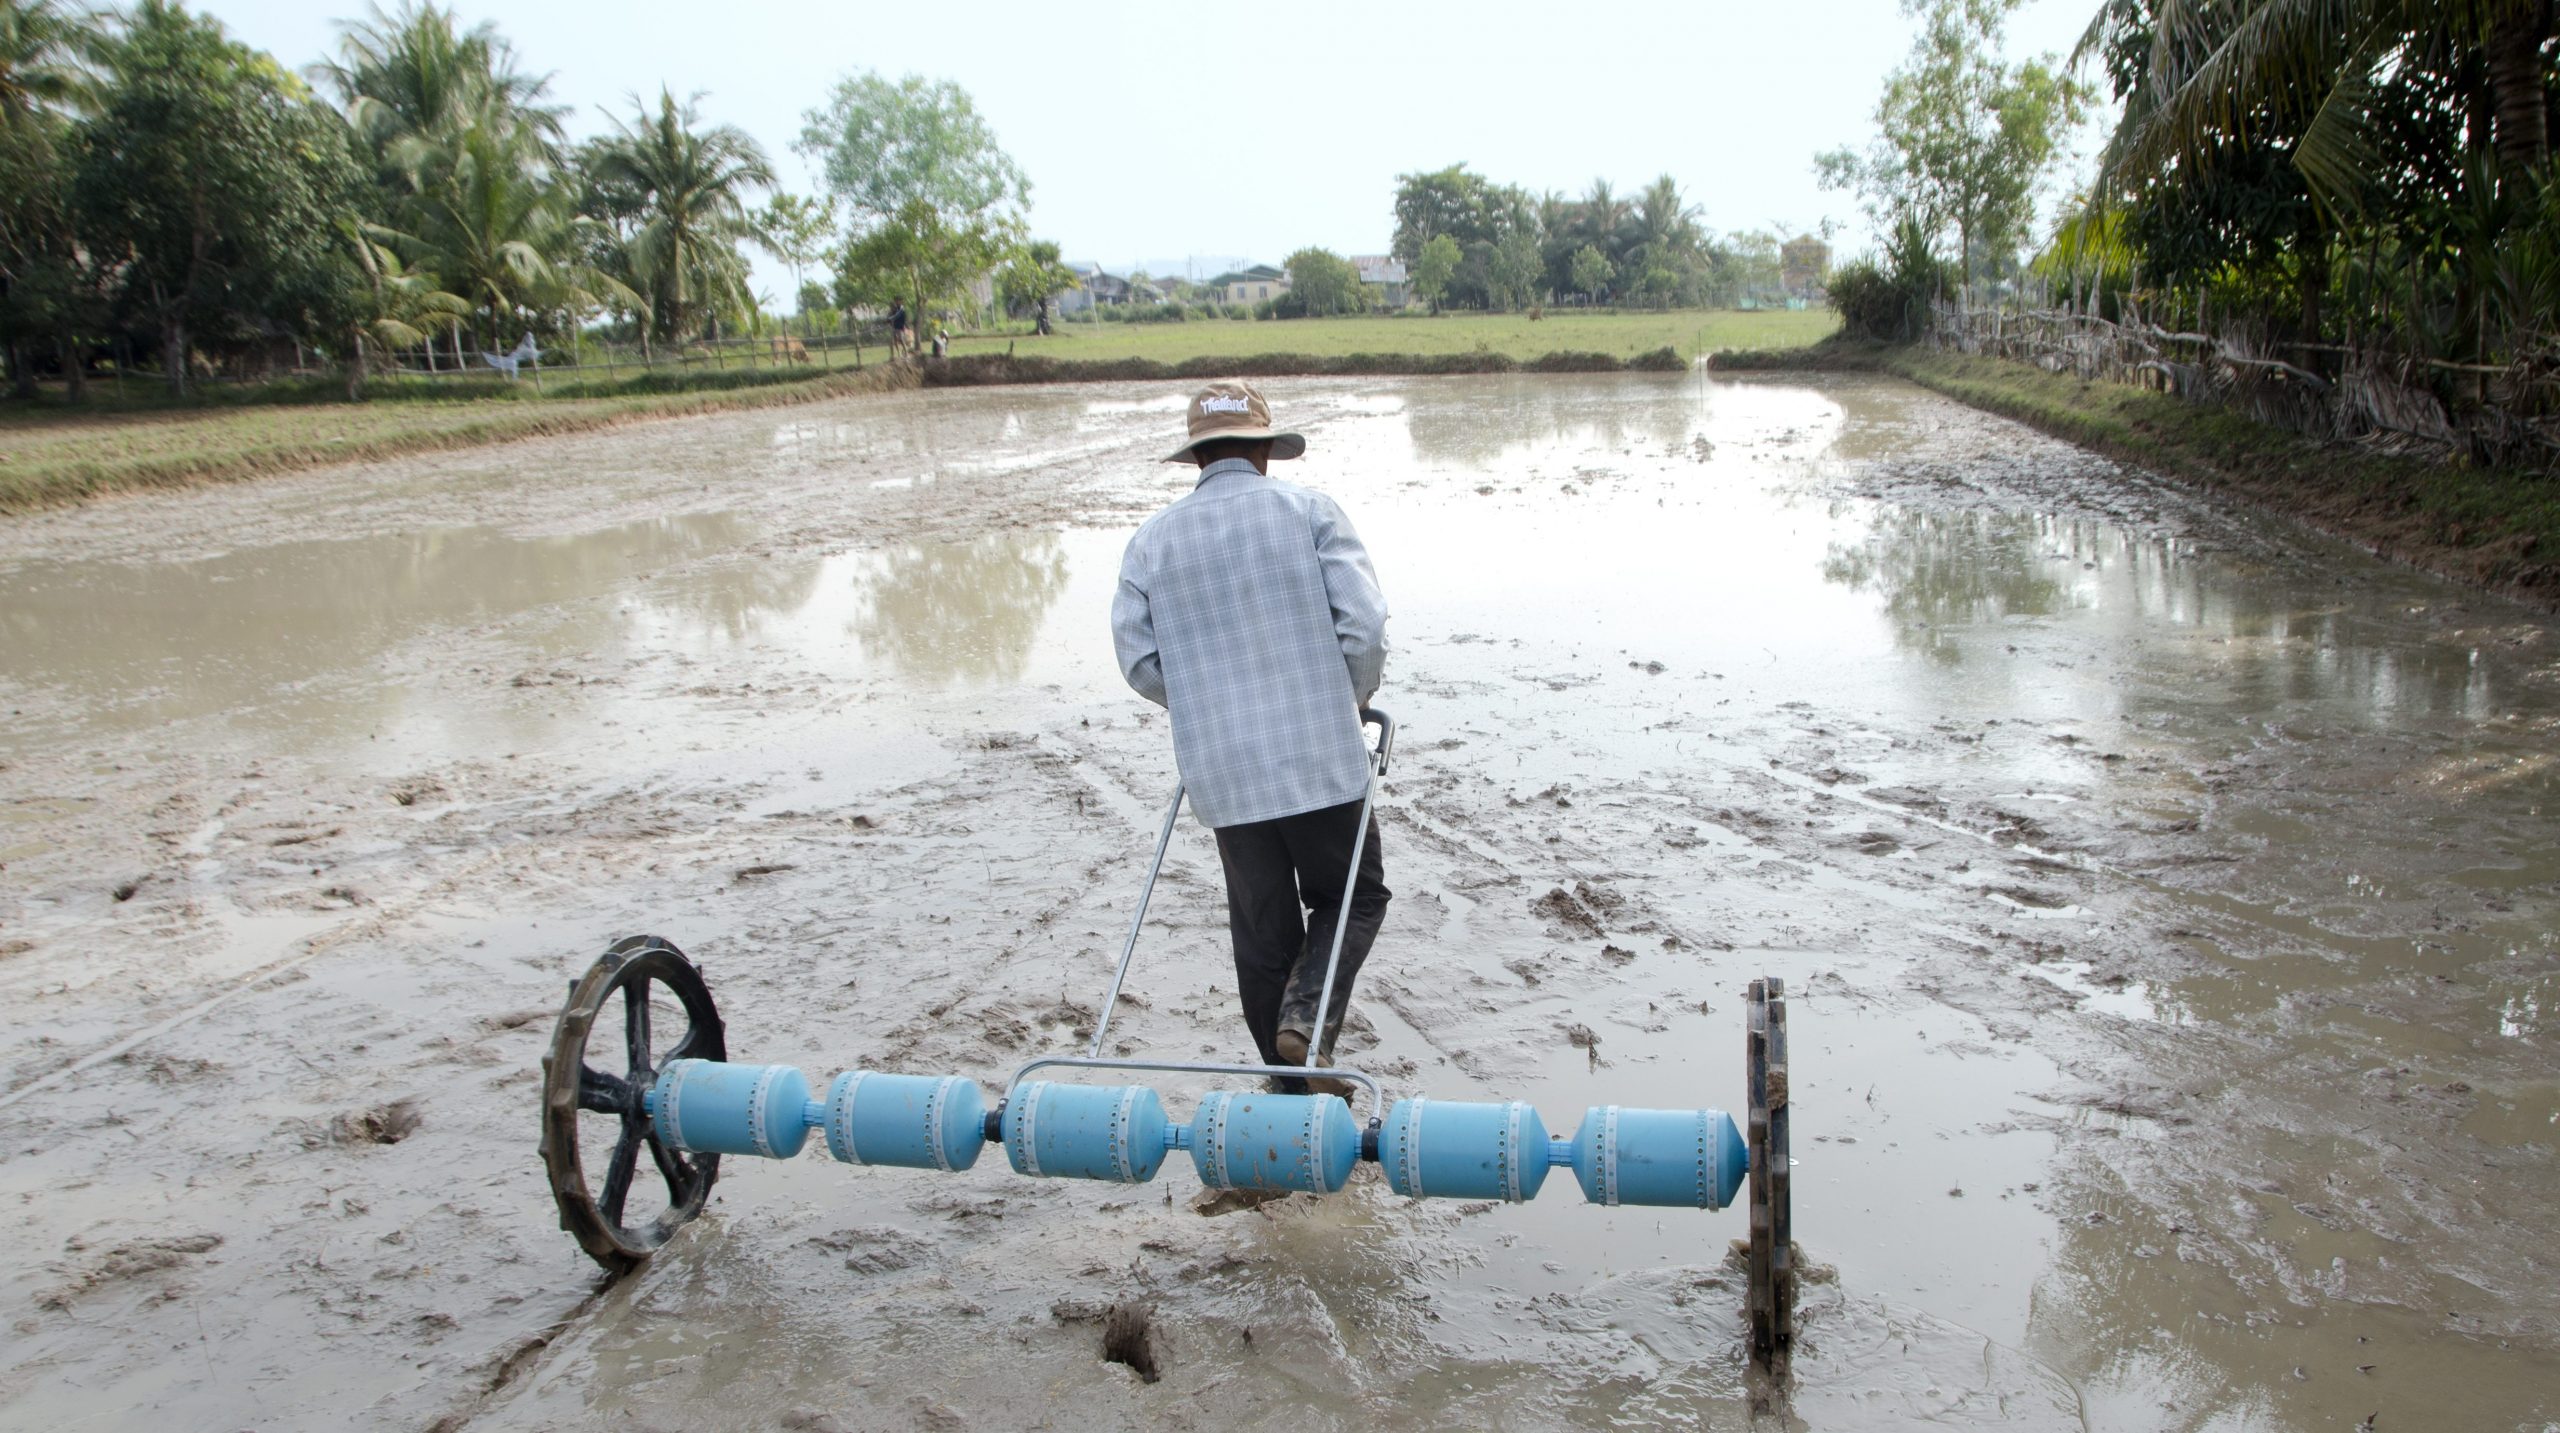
[1351,254,1407,284]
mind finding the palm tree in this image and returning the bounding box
[582,88,772,345]
[336,218,466,396]
[381,118,620,354]
[0,0,97,128]
[2084,0,2555,212]
[1581,178,1629,262]
[313,1,560,185]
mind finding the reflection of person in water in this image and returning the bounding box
[1111,380,1391,1097]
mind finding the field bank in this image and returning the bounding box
[0,373,2553,1430]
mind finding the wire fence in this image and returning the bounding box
[374,328,900,388]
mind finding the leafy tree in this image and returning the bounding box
[796,71,1026,230]
[585,88,773,343]
[1001,238,1078,333]
[1569,244,1614,304]
[1410,232,1460,314]
[1391,163,1541,309]
[76,1,362,395]
[1282,247,1364,316]
[753,191,834,314]
[1815,0,2087,300]
[830,197,1000,332]
[1,0,101,398]
[1485,226,1545,310]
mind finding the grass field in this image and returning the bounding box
[954,308,1836,365]
[0,308,1836,511]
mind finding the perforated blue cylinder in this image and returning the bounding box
[1190,1090,1360,1194]
[1001,1081,1170,1183]
[821,1071,986,1172]
[1564,1105,1747,1209]
[1378,1097,1552,1202]
[648,1059,813,1159]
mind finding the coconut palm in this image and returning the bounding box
[313,1,560,185]
[1580,177,1629,261]
[0,0,97,127]
[381,118,622,352]
[582,88,772,343]
[335,218,466,395]
[2084,0,2555,213]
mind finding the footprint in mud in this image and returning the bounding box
[37,1233,223,1310]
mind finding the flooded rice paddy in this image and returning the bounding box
[0,372,2554,1430]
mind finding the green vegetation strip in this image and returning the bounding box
[926,348,1687,387]
[0,365,916,513]
[954,308,1837,366]
[1715,342,2560,606]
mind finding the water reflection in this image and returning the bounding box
[0,511,748,732]
[1400,374,1706,467]
[1822,509,2072,660]
[846,532,1071,685]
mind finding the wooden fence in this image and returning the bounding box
[1926,301,2560,471]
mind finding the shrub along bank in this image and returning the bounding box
[1711,341,2560,606]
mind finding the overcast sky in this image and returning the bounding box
[202,0,2105,296]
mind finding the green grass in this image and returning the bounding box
[1713,340,2560,604]
[0,363,915,512]
[954,308,1838,366]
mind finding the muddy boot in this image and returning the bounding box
[1274,1025,1355,1102]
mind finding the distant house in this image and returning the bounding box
[1351,254,1409,309]
[1780,235,1832,299]
[1057,263,1134,315]
[1204,264,1290,306]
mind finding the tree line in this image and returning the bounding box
[1384,164,1800,313]
[1819,0,2559,445]
[0,0,1055,400]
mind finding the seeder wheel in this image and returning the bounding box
[1746,976,1793,1363]
[539,936,727,1272]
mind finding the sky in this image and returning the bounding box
[200,0,2106,300]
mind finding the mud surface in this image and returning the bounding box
[2,374,2555,1430]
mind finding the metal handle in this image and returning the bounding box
[1008,1054,1384,1122]
[1362,707,1394,774]
[1085,782,1186,1059]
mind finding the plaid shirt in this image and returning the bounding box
[1112,458,1388,829]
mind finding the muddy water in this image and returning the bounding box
[1,374,2554,1431]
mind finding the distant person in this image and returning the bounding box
[930,323,949,360]
[1111,381,1391,1096]
[886,300,912,356]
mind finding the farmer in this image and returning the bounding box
[1111,381,1391,1096]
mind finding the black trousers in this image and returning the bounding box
[1212,797,1391,1083]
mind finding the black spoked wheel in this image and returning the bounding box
[539,936,727,1273]
[1746,976,1794,1366]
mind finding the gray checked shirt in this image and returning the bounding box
[1112,458,1388,829]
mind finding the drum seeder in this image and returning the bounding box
[537,711,1796,1358]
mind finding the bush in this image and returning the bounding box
[1828,217,1948,342]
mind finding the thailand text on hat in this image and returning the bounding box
[1163,380,1307,463]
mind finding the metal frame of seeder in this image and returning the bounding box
[538,710,1795,1359]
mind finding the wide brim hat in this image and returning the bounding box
[1163,379,1306,463]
